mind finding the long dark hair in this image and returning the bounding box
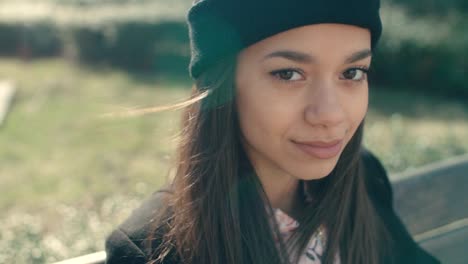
[147,55,393,264]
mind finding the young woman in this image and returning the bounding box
[105,0,440,263]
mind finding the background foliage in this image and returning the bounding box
[0,0,467,263]
[372,3,468,97]
[0,0,467,96]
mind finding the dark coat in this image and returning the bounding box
[105,150,440,264]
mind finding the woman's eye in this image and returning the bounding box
[341,68,368,81]
[270,69,304,81]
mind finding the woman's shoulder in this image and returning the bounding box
[105,186,174,264]
[360,148,440,264]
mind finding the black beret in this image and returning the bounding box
[187,0,382,79]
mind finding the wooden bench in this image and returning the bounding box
[393,154,468,264]
[54,154,468,264]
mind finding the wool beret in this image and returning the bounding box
[187,0,382,79]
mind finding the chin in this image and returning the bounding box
[296,168,333,181]
[294,164,337,181]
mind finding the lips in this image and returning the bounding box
[292,139,343,159]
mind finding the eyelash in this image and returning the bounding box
[269,68,304,83]
[343,66,370,82]
[269,66,370,83]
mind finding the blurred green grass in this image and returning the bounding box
[0,58,467,263]
[0,1,467,263]
[366,87,468,172]
[0,58,190,212]
[0,58,189,262]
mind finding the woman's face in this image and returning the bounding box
[235,23,370,181]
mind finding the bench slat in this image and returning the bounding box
[392,154,468,235]
[391,154,468,264]
[52,251,106,264]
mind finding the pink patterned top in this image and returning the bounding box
[272,208,341,264]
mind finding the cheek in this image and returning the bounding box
[236,89,290,142]
[345,87,368,135]
[357,88,369,121]
[235,69,296,139]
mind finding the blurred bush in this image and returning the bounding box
[0,0,191,72]
[371,3,468,98]
[0,22,62,58]
[390,0,468,16]
[0,24,19,56]
[71,21,189,72]
[0,0,466,96]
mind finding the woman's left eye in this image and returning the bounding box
[341,68,369,81]
[270,69,304,81]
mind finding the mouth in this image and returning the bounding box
[291,139,343,159]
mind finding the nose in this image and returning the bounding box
[304,80,345,128]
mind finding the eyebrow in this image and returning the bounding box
[262,49,372,64]
[345,49,372,63]
[263,50,314,63]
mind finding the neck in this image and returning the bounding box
[241,141,305,218]
[256,170,303,218]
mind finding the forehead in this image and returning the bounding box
[238,23,371,62]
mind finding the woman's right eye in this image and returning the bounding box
[270,69,304,82]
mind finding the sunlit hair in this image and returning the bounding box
[139,55,394,264]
